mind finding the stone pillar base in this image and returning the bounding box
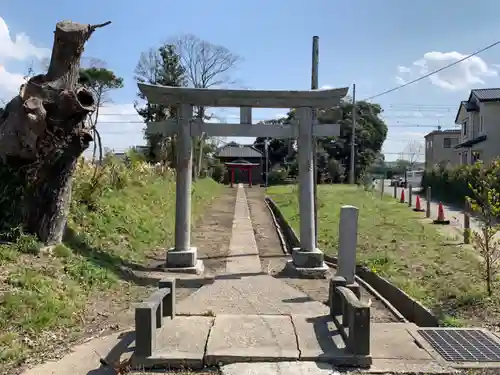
[287,247,329,278]
[162,247,204,275]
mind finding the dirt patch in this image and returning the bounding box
[245,187,398,323]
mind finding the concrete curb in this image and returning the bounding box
[265,196,439,327]
[264,196,289,255]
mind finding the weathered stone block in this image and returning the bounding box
[329,275,347,317]
[166,246,197,268]
[134,302,156,357]
[291,247,324,268]
[158,278,176,319]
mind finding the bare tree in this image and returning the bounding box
[402,140,424,168]
[169,34,242,178]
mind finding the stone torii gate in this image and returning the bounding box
[140,83,348,274]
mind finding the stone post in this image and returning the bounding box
[393,183,397,199]
[165,104,202,273]
[337,205,359,284]
[291,107,327,272]
[380,178,384,199]
[426,186,431,218]
[408,184,413,207]
[464,200,471,244]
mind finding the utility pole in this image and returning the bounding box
[311,36,319,246]
[349,83,356,184]
[264,138,269,187]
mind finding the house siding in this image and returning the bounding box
[425,131,461,169]
[457,101,500,165]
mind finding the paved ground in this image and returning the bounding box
[20,184,455,375]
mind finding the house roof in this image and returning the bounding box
[454,88,500,123]
[424,129,461,138]
[216,142,263,159]
[468,88,500,101]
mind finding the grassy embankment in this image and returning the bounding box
[268,184,499,327]
[0,157,222,370]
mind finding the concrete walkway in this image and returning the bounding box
[224,183,262,274]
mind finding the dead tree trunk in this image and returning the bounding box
[0,20,111,245]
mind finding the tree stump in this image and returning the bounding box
[0,20,111,245]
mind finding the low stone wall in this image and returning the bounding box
[265,196,439,327]
[134,278,176,358]
[329,275,371,366]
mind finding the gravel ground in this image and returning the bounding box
[244,186,399,323]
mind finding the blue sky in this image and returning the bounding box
[3,0,500,161]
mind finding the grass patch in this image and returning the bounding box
[0,159,222,370]
[268,184,500,326]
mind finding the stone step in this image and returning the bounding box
[131,315,452,373]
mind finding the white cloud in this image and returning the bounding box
[0,17,50,102]
[395,76,406,85]
[397,65,411,74]
[0,64,24,99]
[0,17,50,62]
[395,51,498,91]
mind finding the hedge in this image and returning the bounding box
[421,160,498,206]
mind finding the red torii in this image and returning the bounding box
[224,161,260,188]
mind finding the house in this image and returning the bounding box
[424,129,461,169]
[454,88,500,165]
[215,142,264,184]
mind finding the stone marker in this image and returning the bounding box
[337,205,359,284]
[426,186,431,218]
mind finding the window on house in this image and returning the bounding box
[463,120,468,135]
[480,116,483,133]
[443,137,458,148]
[427,139,433,149]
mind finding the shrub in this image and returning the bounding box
[267,168,289,185]
[422,162,483,205]
[211,162,225,183]
[72,151,175,211]
[466,159,500,296]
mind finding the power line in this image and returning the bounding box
[364,38,500,101]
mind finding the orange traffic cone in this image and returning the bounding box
[433,202,450,225]
[413,196,425,212]
[399,189,405,203]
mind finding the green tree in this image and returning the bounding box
[317,100,387,181]
[257,101,388,182]
[79,64,124,161]
[134,44,187,165]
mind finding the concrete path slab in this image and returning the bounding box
[176,274,329,315]
[205,314,298,365]
[291,314,346,362]
[220,361,337,375]
[139,316,214,369]
[225,184,262,274]
[370,323,433,360]
[20,330,135,375]
[221,360,456,375]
